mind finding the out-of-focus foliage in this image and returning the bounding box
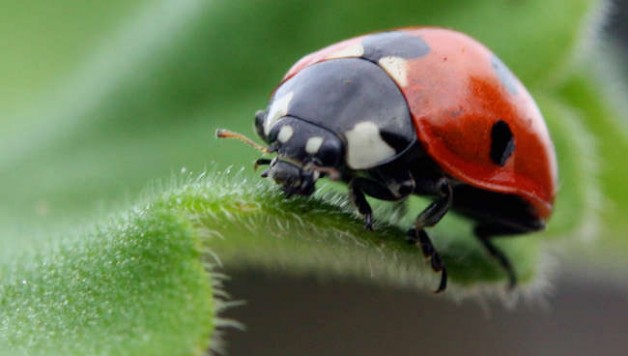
[1,0,626,353]
[0,0,601,224]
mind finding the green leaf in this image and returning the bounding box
[0,207,214,354]
[0,170,551,353]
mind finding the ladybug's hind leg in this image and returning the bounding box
[450,185,546,290]
[473,224,539,290]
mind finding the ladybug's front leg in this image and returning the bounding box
[349,180,375,231]
[407,178,453,293]
[348,175,415,230]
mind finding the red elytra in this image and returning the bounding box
[283,27,557,220]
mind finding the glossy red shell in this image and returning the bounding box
[282,28,557,220]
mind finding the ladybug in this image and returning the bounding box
[217,27,557,292]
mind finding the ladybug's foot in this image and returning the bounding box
[407,228,448,293]
[364,213,374,231]
[349,179,375,231]
[507,273,517,291]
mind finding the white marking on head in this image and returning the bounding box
[344,122,396,169]
[327,43,364,60]
[305,136,324,154]
[264,91,294,135]
[378,56,408,87]
[277,125,294,143]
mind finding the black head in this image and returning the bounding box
[255,113,344,196]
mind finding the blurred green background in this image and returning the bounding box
[1,0,627,354]
[0,0,614,227]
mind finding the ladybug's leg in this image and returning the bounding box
[449,184,546,289]
[414,179,453,229]
[406,229,447,293]
[407,179,453,293]
[473,224,530,290]
[254,158,272,171]
[349,175,415,230]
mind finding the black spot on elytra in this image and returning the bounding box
[491,56,518,95]
[490,120,515,166]
[362,31,430,62]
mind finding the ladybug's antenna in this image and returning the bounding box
[215,129,271,154]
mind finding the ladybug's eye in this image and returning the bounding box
[490,120,515,166]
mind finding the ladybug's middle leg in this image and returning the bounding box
[414,178,453,229]
[350,176,453,292]
[407,178,453,293]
